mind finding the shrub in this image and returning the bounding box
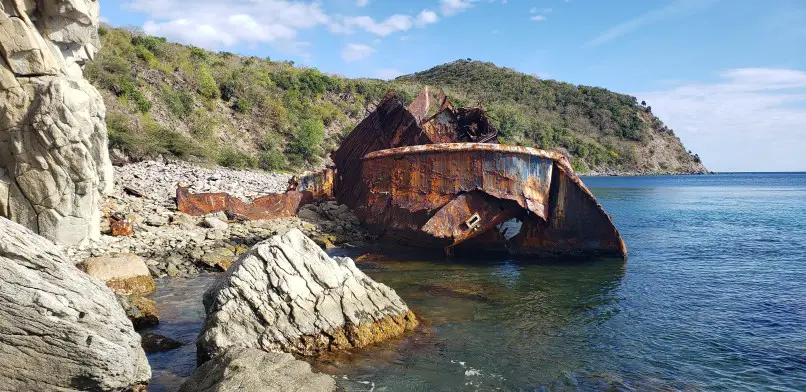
[189,46,208,62]
[217,147,256,169]
[165,90,195,119]
[129,89,151,113]
[258,149,286,171]
[195,65,219,99]
[571,159,590,174]
[131,35,166,56]
[106,113,136,151]
[153,128,205,159]
[218,80,237,101]
[233,98,252,114]
[286,118,325,164]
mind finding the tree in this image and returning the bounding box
[641,100,646,106]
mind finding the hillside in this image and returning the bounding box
[85,27,706,175]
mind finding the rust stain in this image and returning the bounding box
[110,215,134,236]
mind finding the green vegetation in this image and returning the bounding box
[86,29,703,174]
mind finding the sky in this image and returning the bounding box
[101,0,806,172]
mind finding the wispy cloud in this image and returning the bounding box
[330,8,439,37]
[531,15,546,22]
[356,0,369,7]
[440,0,476,16]
[333,14,413,36]
[637,68,806,171]
[586,0,719,47]
[416,9,439,27]
[341,43,375,62]
[129,0,328,50]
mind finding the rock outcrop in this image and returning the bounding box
[197,228,417,362]
[0,0,113,245]
[178,347,336,392]
[0,217,150,391]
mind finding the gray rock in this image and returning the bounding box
[146,214,169,227]
[178,347,336,392]
[0,217,150,390]
[171,213,198,228]
[140,332,183,354]
[0,0,112,246]
[298,208,324,222]
[196,229,418,362]
[203,217,228,230]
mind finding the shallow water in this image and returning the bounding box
[146,173,806,391]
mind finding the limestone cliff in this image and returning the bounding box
[0,0,113,245]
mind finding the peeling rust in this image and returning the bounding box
[176,187,313,220]
[295,169,335,199]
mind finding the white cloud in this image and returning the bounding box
[332,9,438,36]
[356,0,370,7]
[440,0,476,16]
[586,0,718,47]
[334,14,413,36]
[637,68,806,172]
[416,9,439,27]
[531,15,546,21]
[375,68,402,80]
[341,43,375,62]
[128,0,327,50]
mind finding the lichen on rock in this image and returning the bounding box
[196,228,418,363]
[0,0,113,246]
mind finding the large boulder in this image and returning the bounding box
[197,228,418,362]
[0,217,150,391]
[178,347,336,392]
[0,0,113,245]
[78,253,157,296]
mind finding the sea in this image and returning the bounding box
[146,173,806,391]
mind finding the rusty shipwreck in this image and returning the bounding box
[178,89,627,260]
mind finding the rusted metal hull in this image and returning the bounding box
[346,143,626,259]
[176,187,313,220]
[172,89,626,260]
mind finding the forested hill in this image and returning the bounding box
[86,27,706,175]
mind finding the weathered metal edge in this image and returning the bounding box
[362,143,568,161]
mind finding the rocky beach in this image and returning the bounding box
[63,160,372,278]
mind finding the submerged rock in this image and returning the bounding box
[197,228,417,362]
[178,347,336,392]
[140,332,183,354]
[0,218,150,391]
[117,294,160,330]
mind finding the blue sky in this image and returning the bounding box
[102,0,806,172]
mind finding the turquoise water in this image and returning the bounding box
[147,173,806,391]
